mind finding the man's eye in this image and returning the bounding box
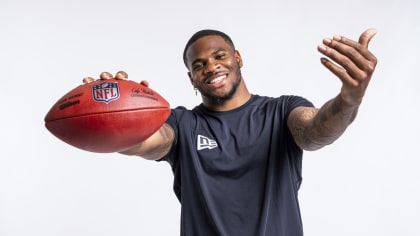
[193,63,204,71]
[216,54,226,60]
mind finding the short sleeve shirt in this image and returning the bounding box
[160,95,314,236]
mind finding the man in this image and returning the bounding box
[94,28,377,235]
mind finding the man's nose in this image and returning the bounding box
[204,59,220,74]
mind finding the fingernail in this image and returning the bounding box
[323,38,332,44]
[333,35,341,41]
[82,77,95,84]
[100,72,113,80]
[318,44,327,51]
[115,71,128,80]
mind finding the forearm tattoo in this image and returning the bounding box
[291,97,359,150]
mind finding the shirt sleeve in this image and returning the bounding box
[155,106,187,165]
[284,95,314,120]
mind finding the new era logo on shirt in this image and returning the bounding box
[197,135,218,150]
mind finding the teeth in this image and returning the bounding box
[210,75,225,84]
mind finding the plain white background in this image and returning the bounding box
[1,0,419,235]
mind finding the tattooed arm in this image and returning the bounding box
[288,95,359,151]
[119,123,175,160]
[287,28,377,151]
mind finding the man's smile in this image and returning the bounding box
[207,74,227,87]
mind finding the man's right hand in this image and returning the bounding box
[82,71,150,88]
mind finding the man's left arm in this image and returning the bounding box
[288,28,378,151]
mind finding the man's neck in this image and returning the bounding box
[202,83,251,112]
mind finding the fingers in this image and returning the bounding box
[115,71,128,80]
[319,56,359,86]
[359,28,377,48]
[317,29,378,85]
[82,70,129,84]
[100,72,113,80]
[328,30,377,64]
[318,39,361,86]
[81,71,150,87]
[82,77,95,84]
[317,29,378,106]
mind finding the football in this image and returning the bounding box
[44,78,170,153]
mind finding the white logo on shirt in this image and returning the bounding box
[197,135,218,150]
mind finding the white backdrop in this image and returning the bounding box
[1,0,419,235]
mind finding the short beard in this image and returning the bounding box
[202,74,242,104]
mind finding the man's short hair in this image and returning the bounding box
[183,29,236,68]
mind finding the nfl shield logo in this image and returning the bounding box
[92,82,120,103]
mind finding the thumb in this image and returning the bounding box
[359,28,378,48]
[140,80,150,87]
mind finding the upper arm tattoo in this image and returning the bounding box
[288,107,319,150]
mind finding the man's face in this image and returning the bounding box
[186,35,243,104]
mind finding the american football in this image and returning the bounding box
[44,78,170,153]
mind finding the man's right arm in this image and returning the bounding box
[83,73,174,160]
[119,123,175,161]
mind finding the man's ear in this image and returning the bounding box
[235,50,243,68]
[188,72,194,87]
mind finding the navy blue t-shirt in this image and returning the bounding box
[160,95,314,236]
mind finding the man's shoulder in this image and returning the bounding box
[251,94,313,107]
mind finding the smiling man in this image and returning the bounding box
[116,28,378,236]
[185,32,247,109]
